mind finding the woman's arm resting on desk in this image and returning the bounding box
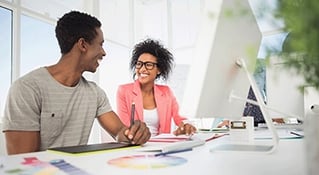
[98,111,151,145]
[4,131,40,155]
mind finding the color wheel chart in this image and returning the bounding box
[3,157,91,175]
[108,154,187,169]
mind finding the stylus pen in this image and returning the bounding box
[290,131,304,137]
[130,102,135,128]
[154,148,193,157]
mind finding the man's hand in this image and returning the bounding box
[122,120,151,145]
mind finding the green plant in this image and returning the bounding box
[275,0,319,90]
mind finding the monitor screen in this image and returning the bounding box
[180,0,261,120]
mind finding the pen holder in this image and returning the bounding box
[229,116,254,143]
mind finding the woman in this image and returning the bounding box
[116,38,196,136]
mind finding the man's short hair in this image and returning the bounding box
[55,11,101,54]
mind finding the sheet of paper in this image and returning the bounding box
[148,134,192,143]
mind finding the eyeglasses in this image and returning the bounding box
[135,61,157,70]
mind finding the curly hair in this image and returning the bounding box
[55,11,101,54]
[130,38,174,81]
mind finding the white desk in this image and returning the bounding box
[0,130,306,175]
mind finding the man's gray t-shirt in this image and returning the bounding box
[2,67,112,151]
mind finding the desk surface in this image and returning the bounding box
[0,130,306,175]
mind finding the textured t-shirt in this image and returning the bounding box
[2,67,112,150]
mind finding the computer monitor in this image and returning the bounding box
[180,0,278,153]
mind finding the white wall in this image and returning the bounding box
[266,56,305,119]
[98,0,202,97]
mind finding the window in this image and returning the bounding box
[0,8,60,117]
[20,14,59,76]
[0,7,12,116]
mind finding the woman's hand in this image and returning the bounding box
[173,123,197,136]
[217,120,230,128]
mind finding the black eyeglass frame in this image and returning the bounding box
[135,61,158,70]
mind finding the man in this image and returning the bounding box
[2,11,150,155]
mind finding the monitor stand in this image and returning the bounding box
[210,58,279,154]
